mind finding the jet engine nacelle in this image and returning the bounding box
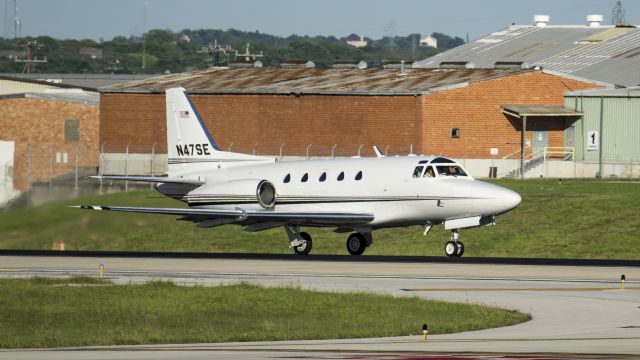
[193,179,277,210]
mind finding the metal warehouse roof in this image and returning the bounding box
[0,91,99,105]
[565,86,640,97]
[100,67,533,95]
[0,73,156,90]
[414,25,640,87]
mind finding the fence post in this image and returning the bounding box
[385,145,390,156]
[99,142,105,194]
[253,143,257,156]
[331,144,337,159]
[228,142,234,152]
[49,143,53,189]
[150,143,156,190]
[410,144,414,155]
[27,143,31,191]
[74,143,79,190]
[279,143,285,160]
[357,144,363,157]
[306,144,312,159]
[125,143,130,192]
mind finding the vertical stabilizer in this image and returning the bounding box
[165,87,274,175]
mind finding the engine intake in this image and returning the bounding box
[257,180,276,209]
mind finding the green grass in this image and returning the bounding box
[0,278,530,348]
[0,179,639,258]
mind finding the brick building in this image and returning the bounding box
[0,92,100,190]
[100,67,603,170]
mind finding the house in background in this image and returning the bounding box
[420,34,438,48]
[344,33,368,48]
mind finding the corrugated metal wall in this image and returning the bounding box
[564,95,640,162]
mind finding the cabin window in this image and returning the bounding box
[431,157,455,163]
[412,166,424,178]
[355,171,363,181]
[301,173,309,182]
[337,172,344,181]
[423,166,436,178]
[283,174,291,183]
[319,172,326,182]
[436,165,467,177]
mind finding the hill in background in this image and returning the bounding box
[0,29,464,74]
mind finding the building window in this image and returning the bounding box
[301,173,308,182]
[337,172,344,181]
[283,174,291,183]
[355,171,363,181]
[450,128,460,139]
[64,119,80,141]
[319,172,326,182]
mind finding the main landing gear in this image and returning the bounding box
[285,226,372,256]
[346,233,367,255]
[444,229,464,258]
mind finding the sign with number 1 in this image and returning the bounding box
[586,130,599,151]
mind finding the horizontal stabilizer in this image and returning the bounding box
[91,175,204,185]
[73,205,374,226]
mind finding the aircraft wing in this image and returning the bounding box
[73,205,374,226]
[91,176,204,185]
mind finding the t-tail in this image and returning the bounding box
[165,87,274,176]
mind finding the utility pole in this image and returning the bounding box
[15,41,47,74]
[13,0,19,38]
[142,1,148,69]
[612,1,626,26]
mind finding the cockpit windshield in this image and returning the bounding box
[435,165,468,177]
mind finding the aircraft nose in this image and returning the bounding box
[502,187,521,211]
[473,181,521,215]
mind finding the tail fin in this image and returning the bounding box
[165,87,273,175]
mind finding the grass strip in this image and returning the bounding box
[1,179,639,258]
[0,278,530,348]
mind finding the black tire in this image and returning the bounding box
[293,232,312,255]
[455,241,465,257]
[444,241,457,258]
[346,233,366,255]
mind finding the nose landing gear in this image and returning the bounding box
[444,229,464,257]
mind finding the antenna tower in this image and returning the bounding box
[14,40,47,74]
[234,43,263,62]
[612,0,626,26]
[198,40,234,66]
[142,1,147,69]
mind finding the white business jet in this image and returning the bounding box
[77,87,521,257]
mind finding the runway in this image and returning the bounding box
[0,255,639,359]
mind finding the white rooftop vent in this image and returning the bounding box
[533,15,550,27]
[587,14,603,27]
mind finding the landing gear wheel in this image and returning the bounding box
[455,241,465,257]
[445,241,458,258]
[293,232,312,255]
[346,233,366,255]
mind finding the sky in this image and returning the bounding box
[2,0,639,42]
